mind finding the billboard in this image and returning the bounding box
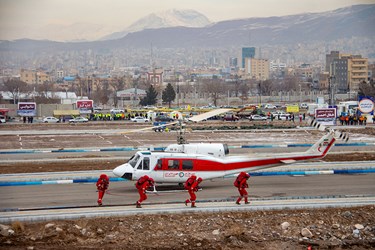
[76,100,93,114]
[358,96,374,115]
[17,102,37,117]
[315,108,336,125]
[286,105,299,113]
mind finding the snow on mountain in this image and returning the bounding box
[100,9,211,40]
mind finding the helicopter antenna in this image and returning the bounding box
[176,120,187,144]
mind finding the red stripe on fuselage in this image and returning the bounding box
[153,138,335,172]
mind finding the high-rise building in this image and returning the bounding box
[325,51,340,72]
[327,51,368,93]
[347,55,368,92]
[241,47,255,68]
[229,57,238,68]
[244,58,270,80]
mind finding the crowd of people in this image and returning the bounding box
[338,114,372,126]
[95,172,251,208]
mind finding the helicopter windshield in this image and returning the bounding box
[128,154,140,168]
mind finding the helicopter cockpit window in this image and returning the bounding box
[128,154,140,168]
[182,160,193,170]
[168,160,179,170]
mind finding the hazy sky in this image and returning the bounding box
[0,0,374,41]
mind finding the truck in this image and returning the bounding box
[307,103,328,117]
[337,101,358,116]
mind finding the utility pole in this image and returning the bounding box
[258,73,262,107]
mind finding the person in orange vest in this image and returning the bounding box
[184,176,203,208]
[96,174,109,206]
[135,175,154,208]
[234,172,250,205]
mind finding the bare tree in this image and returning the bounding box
[259,79,274,96]
[238,82,250,104]
[359,80,375,97]
[2,79,30,104]
[92,81,110,106]
[201,77,225,107]
[109,77,126,107]
[32,82,59,104]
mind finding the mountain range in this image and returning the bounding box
[1,4,374,52]
[100,9,211,41]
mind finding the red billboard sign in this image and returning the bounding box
[315,108,336,119]
[17,102,37,116]
[18,102,36,110]
[76,100,93,109]
[315,108,336,125]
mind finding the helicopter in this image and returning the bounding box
[112,109,349,184]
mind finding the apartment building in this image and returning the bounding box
[20,69,51,84]
[326,51,368,93]
[244,58,270,80]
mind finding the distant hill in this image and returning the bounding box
[1,4,374,51]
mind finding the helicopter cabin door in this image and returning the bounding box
[135,156,150,174]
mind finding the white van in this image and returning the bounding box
[300,103,308,109]
[0,115,6,123]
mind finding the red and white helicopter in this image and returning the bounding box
[113,109,349,184]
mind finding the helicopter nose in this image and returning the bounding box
[113,163,133,180]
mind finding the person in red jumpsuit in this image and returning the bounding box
[96,174,109,206]
[135,175,154,208]
[184,176,203,208]
[235,172,250,205]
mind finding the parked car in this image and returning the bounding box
[110,108,124,113]
[300,103,308,109]
[264,104,277,109]
[42,116,60,123]
[130,116,150,123]
[69,116,89,123]
[155,115,174,122]
[0,115,6,123]
[249,114,267,121]
[278,114,291,120]
[270,111,288,119]
[223,113,239,121]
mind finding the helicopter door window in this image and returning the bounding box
[168,160,179,170]
[143,157,150,170]
[182,160,193,170]
[156,159,162,170]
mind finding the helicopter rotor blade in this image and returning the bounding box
[119,120,179,134]
[188,108,233,122]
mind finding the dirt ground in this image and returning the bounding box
[1,206,374,249]
[1,123,374,249]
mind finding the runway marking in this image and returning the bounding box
[17,135,22,149]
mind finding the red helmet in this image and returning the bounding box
[245,173,250,178]
[100,174,109,181]
[197,177,203,182]
[191,175,197,180]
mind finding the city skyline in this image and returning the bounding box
[0,0,374,41]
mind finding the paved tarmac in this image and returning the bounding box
[1,174,374,223]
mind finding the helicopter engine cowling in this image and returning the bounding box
[164,143,229,158]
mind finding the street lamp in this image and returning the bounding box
[328,75,336,106]
[258,74,262,107]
